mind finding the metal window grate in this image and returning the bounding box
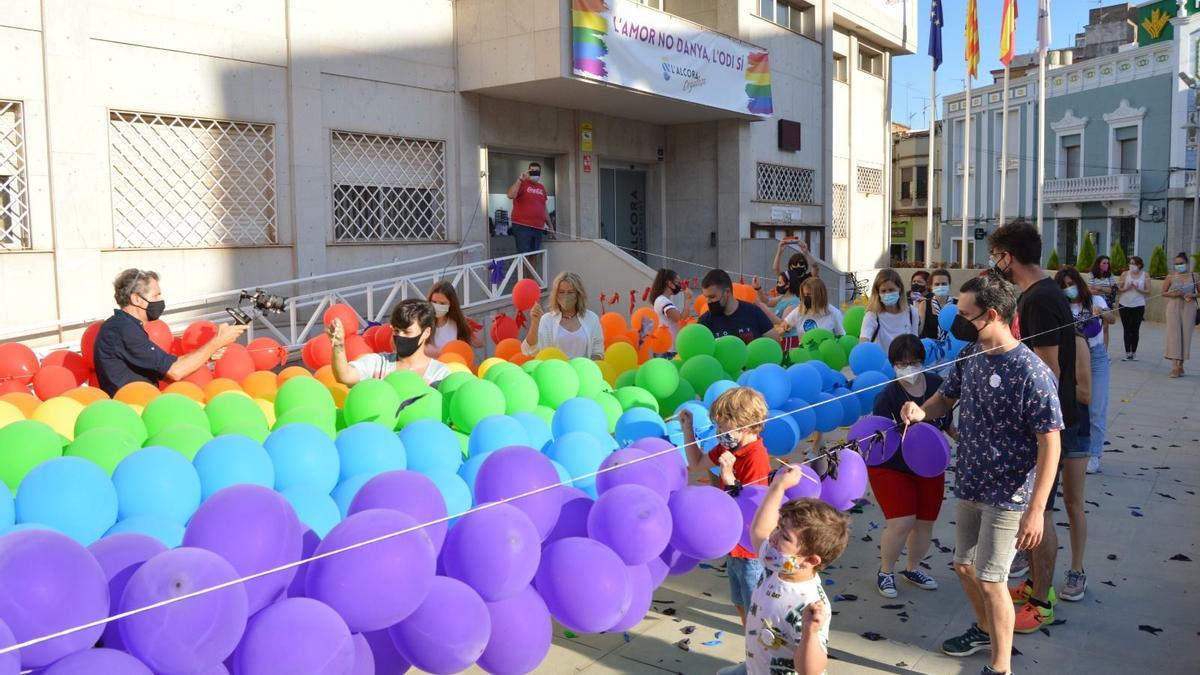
[331,131,447,242]
[109,111,277,248]
[832,183,848,238]
[756,162,815,204]
[856,165,883,194]
[0,100,30,250]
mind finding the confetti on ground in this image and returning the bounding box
[701,640,721,647]
[623,632,631,643]
[860,632,886,641]
[681,625,696,635]
[675,638,691,651]
[563,630,578,639]
[832,594,858,602]
[1169,554,1192,562]
[662,607,678,616]
[1107,554,1118,560]
[881,604,905,610]
[1138,625,1163,636]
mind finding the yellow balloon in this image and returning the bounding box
[536,347,568,362]
[0,400,24,428]
[596,359,617,386]
[32,396,86,441]
[327,383,350,408]
[254,398,277,427]
[128,403,145,416]
[605,342,638,373]
[477,357,505,378]
[444,361,472,374]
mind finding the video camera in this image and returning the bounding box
[226,289,288,326]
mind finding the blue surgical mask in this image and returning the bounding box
[1177,263,1190,273]
[932,284,951,298]
[1064,286,1079,300]
[717,431,740,449]
[880,291,901,307]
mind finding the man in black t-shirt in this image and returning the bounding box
[987,221,1075,635]
[697,269,777,343]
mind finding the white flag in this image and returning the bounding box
[1038,0,1052,56]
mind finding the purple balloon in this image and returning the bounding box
[118,547,249,675]
[286,529,321,599]
[87,533,166,651]
[594,448,669,499]
[478,584,552,675]
[473,446,563,540]
[305,509,436,632]
[233,598,355,675]
[659,543,699,576]
[388,576,490,674]
[544,487,593,544]
[0,530,109,669]
[586,484,672,566]
[630,437,687,493]
[347,470,449,553]
[348,633,373,675]
[182,485,303,614]
[645,555,669,588]
[363,630,409,674]
[900,422,951,478]
[818,449,869,511]
[534,538,631,633]
[667,486,742,560]
[849,415,901,466]
[0,617,18,675]
[442,503,541,601]
[783,465,823,501]
[735,485,768,552]
[43,648,151,674]
[608,564,654,632]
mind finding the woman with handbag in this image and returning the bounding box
[1163,252,1199,378]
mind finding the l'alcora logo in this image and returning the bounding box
[661,60,705,91]
[1142,8,1170,40]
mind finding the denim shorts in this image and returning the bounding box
[726,555,764,609]
[1064,403,1091,460]
[953,500,1022,583]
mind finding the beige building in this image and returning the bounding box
[890,121,942,264]
[0,0,913,345]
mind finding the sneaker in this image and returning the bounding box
[900,568,938,590]
[1009,579,1032,605]
[941,623,992,657]
[1008,549,1030,578]
[1123,353,1135,361]
[1086,457,1102,474]
[982,668,1012,675]
[877,570,898,598]
[1014,599,1054,634]
[1061,569,1087,602]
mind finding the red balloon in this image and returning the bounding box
[367,325,394,353]
[0,342,39,388]
[182,321,217,352]
[169,337,186,356]
[490,314,519,344]
[40,350,89,385]
[0,379,28,395]
[80,321,103,369]
[345,334,372,362]
[214,343,255,382]
[323,304,360,335]
[32,365,77,400]
[182,364,213,387]
[247,337,286,370]
[302,335,333,370]
[512,279,540,312]
[145,320,174,352]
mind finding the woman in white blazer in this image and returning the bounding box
[522,271,605,359]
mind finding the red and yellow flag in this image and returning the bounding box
[965,0,980,78]
[1000,0,1019,66]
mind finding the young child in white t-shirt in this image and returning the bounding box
[776,277,845,341]
[718,466,852,675]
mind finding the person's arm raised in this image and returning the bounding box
[506,173,527,200]
[166,323,245,381]
[326,319,362,386]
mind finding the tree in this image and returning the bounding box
[1077,234,1097,272]
[1193,252,1200,274]
[1046,249,1060,271]
[1149,246,1169,278]
[1109,241,1128,275]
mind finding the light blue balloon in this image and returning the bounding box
[807,360,836,392]
[280,485,341,538]
[0,485,12,532]
[16,456,117,545]
[674,401,712,432]
[736,370,753,386]
[761,411,800,457]
[549,459,572,486]
[812,392,843,433]
[330,474,373,518]
[545,431,609,497]
[423,469,472,521]
[192,435,275,501]
[334,422,407,482]
[938,302,959,335]
[747,364,790,409]
[615,408,668,446]
[265,424,341,494]
[786,364,822,403]
[703,379,739,408]
[105,515,185,548]
[399,420,463,475]
[782,398,817,440]
[848,342,889,376]
[920,338,941,366]
[466,416,529,460]
[551,398,610,441]
[112,447,201,524]
[833,387,862,427]
[512,412,552,453]
[851,370,890,410]
[457,453,489,493]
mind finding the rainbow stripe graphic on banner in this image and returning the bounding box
[745,52,773,115]
[572,0,609,77]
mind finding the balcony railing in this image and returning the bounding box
[1043,173,1140,204]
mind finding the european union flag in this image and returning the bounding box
[929,0,944,70]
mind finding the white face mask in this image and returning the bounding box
[932,284,951,298]
[1129,265,1140,273]
[432,302,450,317]
[895,365,922,385]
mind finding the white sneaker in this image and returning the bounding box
[1086,457,1101,474]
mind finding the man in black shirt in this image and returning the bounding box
[697,269,777,343]
[987,221,1075,634]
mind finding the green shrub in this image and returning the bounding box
[1046,249,1060,271]
[1077,234,1096,272]
[1149,246,1169,278]
[1109,241,1128,275]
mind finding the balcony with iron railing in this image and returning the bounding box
[1043,172,1141,204]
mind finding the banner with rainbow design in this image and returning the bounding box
[571,0,772,117]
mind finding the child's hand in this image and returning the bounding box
[771,463,804,491]
[678,408,694,433]
[800,602,827,631]
[717,451,737,485]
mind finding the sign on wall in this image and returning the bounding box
[571,0,773,117]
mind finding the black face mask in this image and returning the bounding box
[911,283,927,296]
[707,294,726,315]
[138,294,166,322]
[802,296,813,310]
[775,282,789,295]
[670,283,682,295]
[951,313,983,343]
[394,333,424,358]
[788,264,808,280]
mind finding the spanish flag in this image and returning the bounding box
[1000,0,1019,66]
[965,0,980,78]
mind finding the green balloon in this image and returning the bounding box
[384,370,427,396]
[344,379,402,428]
[676,323,716,361]
[216,421,270,444]
[588,391,622,433]
[533,405,556,427]
[521,360,541,375]
[531,360,579,409]
[746,338,783,368]
[818,339,848,370]
[801,328,835,350]
[398,387,443,428]
[614,386,659,414]
[455,431,470,459]
[335,408,347,433]
[66,428,139,475]
[275,406,337,439]
[482,362,520,384]
[0,420,66,494]
[658,378,697,415]
[837,335,859,358]
[679,354,725,395]
[438,371,478,398]
[843,305,866,337]
[75,400,148,447]
[615,368,638,389]
[449,379,505,432]
[635,358,680,399]
[569,358,606,398]
[146,424,214,461]
[142,393,208,438]
[275,377,335,417]
[497,371,539,414]
[713,335,748,374]
[205,392,268,437]
[788,347,813,364]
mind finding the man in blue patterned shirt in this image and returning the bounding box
[900,275,1062,675]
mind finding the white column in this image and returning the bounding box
[926,64,936,267]
[962,79,972,266]
[998,64,1012,228]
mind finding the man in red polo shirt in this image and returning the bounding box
[506,162,553,254]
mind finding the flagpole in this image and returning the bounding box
[999,63,1012,231]
[926,70,936,267]
[1036,51,1047,240]
[962,77,971,268]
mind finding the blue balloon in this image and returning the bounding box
[782,398,817,440]
[280,486,342,537]
[551,398,609,441]
[947,336,968,359]
[265,424,340,494]
[615,408,667,446]
[399,420,464,475]
[457,453,489,494]
[673,401,711,433]
[468,416,531,458]
[786,364,821,402]
[16,456,117,545]
[747,364,790,409]
[112,447,201,525]
[0,487,12,532]
[920,338,941,366]
[736,370,753,386]
[545,432,609,497]
[423,469,472,521]
[550,459,573,486]
[330,474,374,518]
[192,435,274,501]
[833,387,862,427]
[830,371,849,389]
[761,412,800,456]
[938,302,959,335]
[812,392,843,433]
[335,422,407,481]
[512,412,552,452]
[105,515,185,548]
[848,343,889,376]
[807,360,836,392]
[851,370,890,410]
[703,379,739,408]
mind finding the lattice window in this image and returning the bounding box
[0,100,30,250]
[109,111,277,248]
[856,165,883,194]
[756,162,815,204]
[832,183,848,238]
[331,131,446,242]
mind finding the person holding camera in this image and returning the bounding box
[94,268,246,396]
[507,162,554,255]
[328,299,451,386]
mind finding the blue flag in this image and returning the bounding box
[929,0,944,70]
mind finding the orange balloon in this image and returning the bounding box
[733,283,759,303]
[637,342,653,364]
[242,371,279,400]
[204,378,243,401]
[62,386,109,406]
[510,353,532,366]
[313,365,338,387]
[0,391,41,418]
[600,312,628,339]
[495,338,522,361]
[647,325,673,353]
[114,381,162,407]
[604,332,634,348]
[323,303,361,335]
[277,366,312,385]
[440,340,475,368]
[439,353,467,368]
[327,382,350,408]
[162,380,205,403]
[631,306,658,334]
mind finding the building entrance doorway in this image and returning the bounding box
[600,166,648,262]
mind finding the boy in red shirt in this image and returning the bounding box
[681,387,771,626]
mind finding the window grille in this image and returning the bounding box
[331,131,447,242]
[856,165,883,194]
[756,162,815,204]
[0,100,30,249]
[109,111,277,248]
[832,183,848,238]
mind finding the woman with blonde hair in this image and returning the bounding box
[776,277,845,340]
[522,271,604,359]
[859,269,919,352]
[425,281,484,357]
